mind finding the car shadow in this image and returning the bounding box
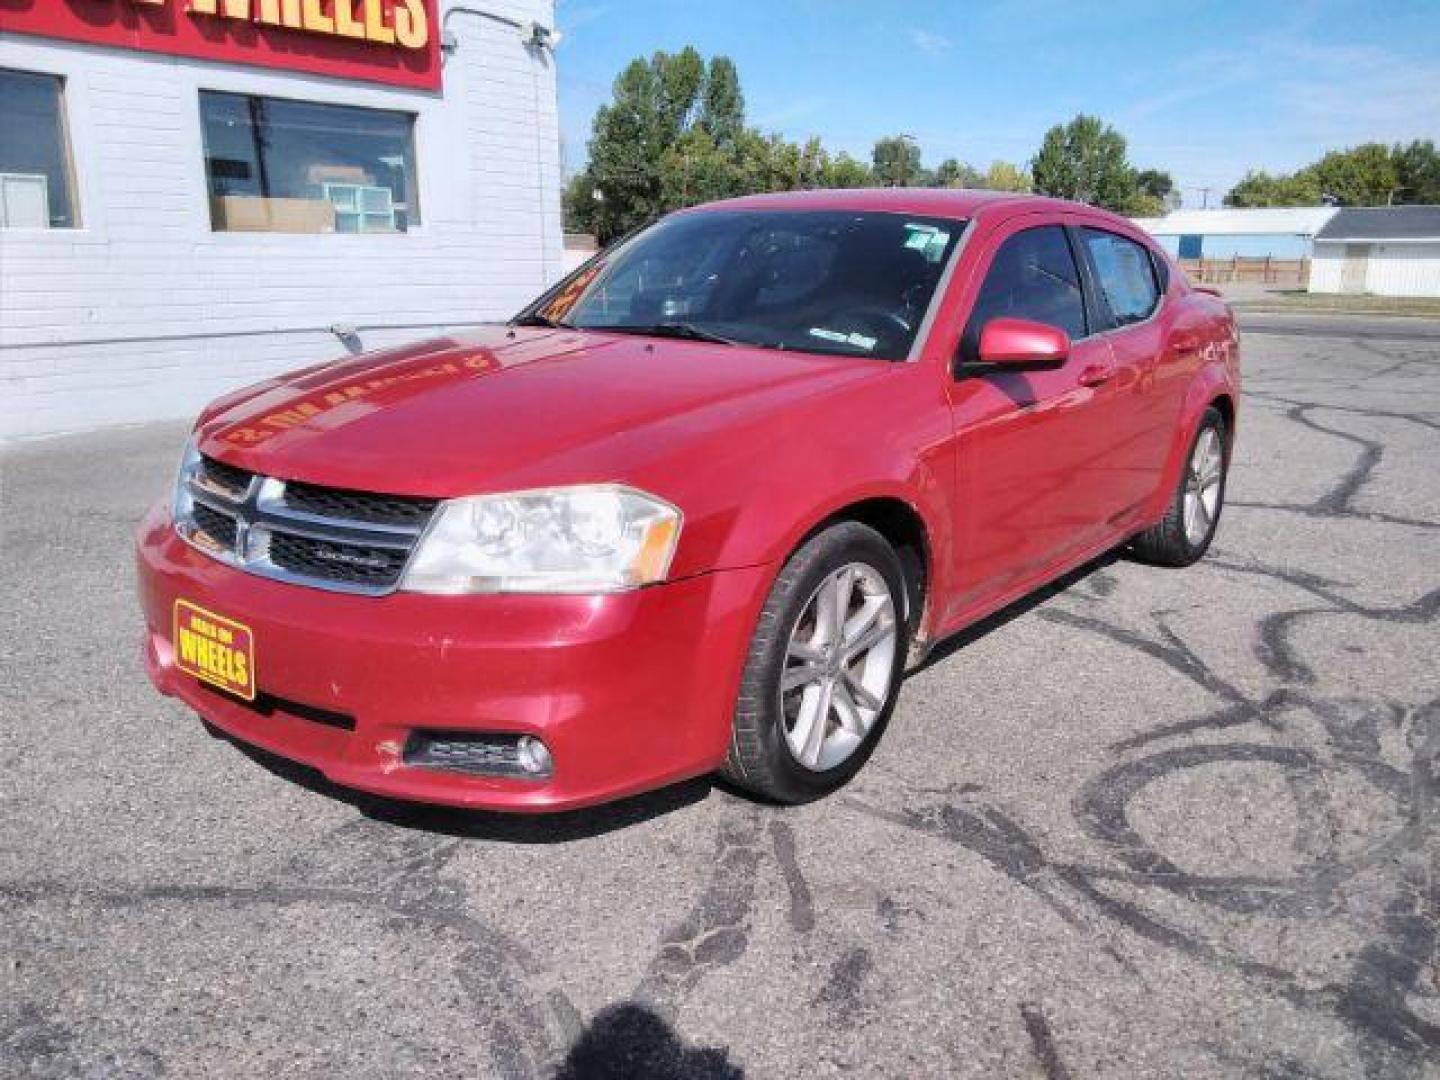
[210,545,1126,838]
[214,731,719,843]
[913,547,1123,673]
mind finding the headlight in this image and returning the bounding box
[401,485,682,595]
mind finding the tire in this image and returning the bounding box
[722,522,910,804]
[1131,405,1230,567]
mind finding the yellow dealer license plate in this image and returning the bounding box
[173,600,256,701]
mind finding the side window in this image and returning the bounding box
[1082,229,1161,327]
[963,225,1087,360]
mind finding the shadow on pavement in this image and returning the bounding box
[555,1003,743,1080]
[207,546,1126,837]
[213,729,718,842]
[916,548,1122,672]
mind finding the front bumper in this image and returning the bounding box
[135,503,770,811]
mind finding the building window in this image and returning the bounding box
[200,91,419,234]
[0,69,79,229]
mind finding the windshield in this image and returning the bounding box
[520,210,965,360]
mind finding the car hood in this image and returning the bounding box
[196,326,883,499]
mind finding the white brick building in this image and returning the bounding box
[0,0,561,440]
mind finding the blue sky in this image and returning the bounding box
[553,0,1440,208]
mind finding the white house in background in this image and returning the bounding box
[1130,206,1338,260]
[1309,207,1440,297]
[0,1,562,440]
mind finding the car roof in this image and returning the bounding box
[681,187,1105,224]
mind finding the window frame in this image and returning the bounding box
[198,87,422,237]
[0,66,82,231]
[1069,224,1167,335]
[956,221,1095,370]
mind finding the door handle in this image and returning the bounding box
[1077,364,1114,388]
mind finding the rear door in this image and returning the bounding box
[1072,223,1175,516]
[945,218,1124,617]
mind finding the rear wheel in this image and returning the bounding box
[1131,406,1229,567]
[723,522,909,804]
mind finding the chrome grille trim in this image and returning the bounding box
[175,457,435,596]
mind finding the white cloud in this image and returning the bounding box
[909,28,952,55]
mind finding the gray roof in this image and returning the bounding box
[1315,205,1440,241]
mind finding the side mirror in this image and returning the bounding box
[977,318,1070,367]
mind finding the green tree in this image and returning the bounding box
[1224,141,1440,208]
[659,127,739,208]
[872,135,925,187]
[578,54,667,240]
[561,171,601,233]
[1134,169,1174,205]
[1393,140,1440,204]
[820,152,871,188]
[933,158,980,188]
[1030,115,1141,212]
[795,136,831,190]
[980,160,1032,193]
[1223,169,1323,207]
[1307,143,1399,206]
[701,56,745,147]
[570,47,753,241]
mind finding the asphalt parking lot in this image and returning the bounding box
[3,313,1438,1079]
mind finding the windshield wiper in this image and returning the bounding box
[602,322,739,346]
[511,313,575,329]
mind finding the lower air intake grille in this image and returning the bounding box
[199,682,356,731]
[404,732,544,779]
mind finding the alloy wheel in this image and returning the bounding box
[1184,426,1225,547]
[779,562,898,772]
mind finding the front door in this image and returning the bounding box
[1341,243,1371,294]
[944,220,1123,621]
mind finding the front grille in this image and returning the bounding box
[283,481,437,528]
[191,502,239,549]
[198,456,255,500]
[176,457,437,595]
[266,531,411,587]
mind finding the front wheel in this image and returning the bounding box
[1131,405,1230,567]
[722,522,909,804]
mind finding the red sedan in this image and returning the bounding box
[136,189,1239,811]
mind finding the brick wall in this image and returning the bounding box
[0,0,561,439]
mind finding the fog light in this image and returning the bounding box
[516,735,553,776]
[403,731,554,780]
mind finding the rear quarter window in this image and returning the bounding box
[1082,229,1161,327]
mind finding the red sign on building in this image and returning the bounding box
[0,0,442,90]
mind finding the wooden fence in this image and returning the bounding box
[1178,256,1310,286]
